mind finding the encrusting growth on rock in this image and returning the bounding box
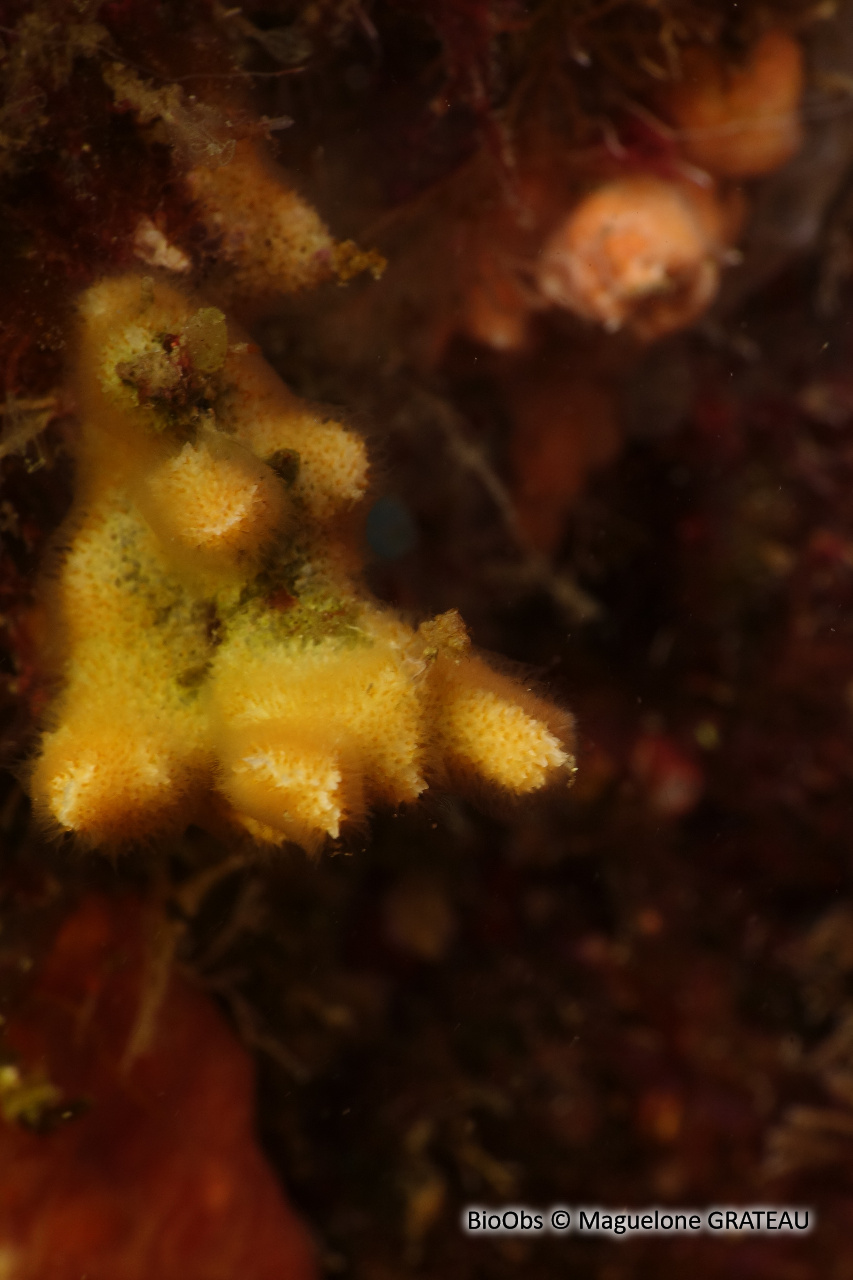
[30,275,574,851]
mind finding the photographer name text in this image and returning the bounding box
[463,1205,813,1237]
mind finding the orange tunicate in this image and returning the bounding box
[536,175,726,339]
[661,29,804,179]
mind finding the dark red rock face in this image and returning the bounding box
[0,894,317,1280]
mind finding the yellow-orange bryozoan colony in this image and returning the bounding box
[30,275,574,850]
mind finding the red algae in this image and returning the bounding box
[0,895,317,1280]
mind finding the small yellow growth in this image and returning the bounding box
[536,175,727,339]
[31,275,574,850]
[331,239,387,284]
[660,29,804,179]
[0,1064,62,1128]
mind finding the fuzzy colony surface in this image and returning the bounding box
[30,273,572,851]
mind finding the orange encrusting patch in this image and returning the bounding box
[0,895,318,1280]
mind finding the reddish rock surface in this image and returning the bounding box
[0,894,317,1280]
